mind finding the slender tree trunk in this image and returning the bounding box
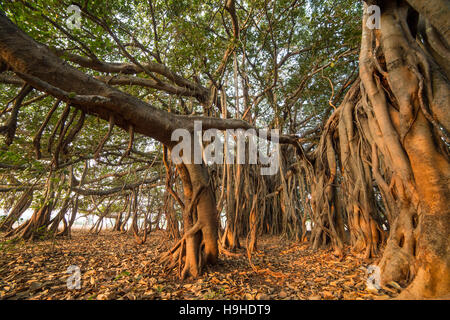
[0,187,33,232]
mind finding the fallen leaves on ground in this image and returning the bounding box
[0,230,399,300]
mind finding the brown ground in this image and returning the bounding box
[0,230,400,300]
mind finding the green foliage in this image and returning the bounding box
[0,0,362,226]
[114,270,131,281]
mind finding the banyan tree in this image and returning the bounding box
[0,0,448,299]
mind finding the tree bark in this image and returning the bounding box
[0,188,33,232]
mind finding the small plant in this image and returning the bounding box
[113,270,131,281]
[0,238,20,252]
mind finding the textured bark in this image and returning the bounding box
[291,0,450,298]
[367,1,450,298]
[161,162,218,279]
[0,188,33,232]
[302,0,450,298]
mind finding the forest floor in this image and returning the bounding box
[0,230,400,300]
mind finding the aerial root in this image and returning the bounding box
[159,220,203,277]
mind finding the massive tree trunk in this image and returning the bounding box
[364,0,450,299]
[305,0,449,298]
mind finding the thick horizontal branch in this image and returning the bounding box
[96,75,206,100]
[0,73,24,85]
[51,48,209,101]
[0,163,27,169]
[0,12,304,149]
[72,176,162,196]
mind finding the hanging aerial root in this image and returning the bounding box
[53,107,85,166]
[33,100,61,159]
[118,124,134,164]
[162,145,185,210]
[61,109,85,155]
[93,114,114,160]
[0,84,32,146]
[47,103,70,154]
